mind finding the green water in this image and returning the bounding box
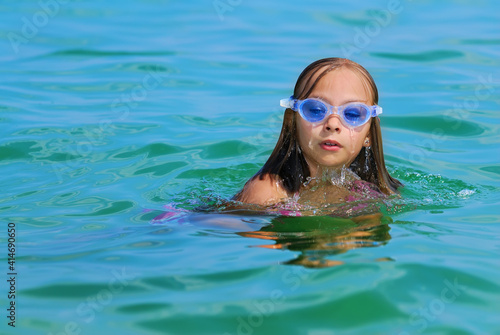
[1,0,499,334]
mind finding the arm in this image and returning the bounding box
[235,174,289,205]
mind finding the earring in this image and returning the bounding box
[364,138,370,146]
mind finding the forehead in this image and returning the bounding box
[308,67,372,103]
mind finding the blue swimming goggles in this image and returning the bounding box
[280,96,382,128]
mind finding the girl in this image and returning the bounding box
[234,57,402,206]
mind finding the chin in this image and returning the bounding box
[320,162,348,169]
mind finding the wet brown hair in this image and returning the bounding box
[238,57,402,197]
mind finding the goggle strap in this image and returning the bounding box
[371,106,383,117]
[280,97,295,109]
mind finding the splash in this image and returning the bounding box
[267,166,387,217]
[364,146,371,173]
[150,166,484,223]
[379,168,484,215]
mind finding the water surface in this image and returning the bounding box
[1,0,499,334]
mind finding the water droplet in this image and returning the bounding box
[364,147,371,173]
[349,128,355,155]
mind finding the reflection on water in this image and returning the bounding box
[238,213,393,268]
[150,205,393,269]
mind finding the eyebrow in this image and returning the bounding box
[310,95,368,105]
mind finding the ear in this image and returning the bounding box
[363,137,371,147]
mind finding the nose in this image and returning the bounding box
[324,114,342,132]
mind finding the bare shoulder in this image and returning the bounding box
[235,174,288,205]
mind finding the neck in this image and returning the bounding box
[305,160,360,185]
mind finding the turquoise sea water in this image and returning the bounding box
[1,0,499,334]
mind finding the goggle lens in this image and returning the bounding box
[342,105,369,127]
[300,99,328,123]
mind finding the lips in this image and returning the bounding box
[320,140,342,151]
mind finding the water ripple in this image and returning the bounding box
[45,49,178,58]
[383,115,486,137]
[112,143,183,159]
[371,50,464,62]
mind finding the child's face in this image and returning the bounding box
[296,67,372,176]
